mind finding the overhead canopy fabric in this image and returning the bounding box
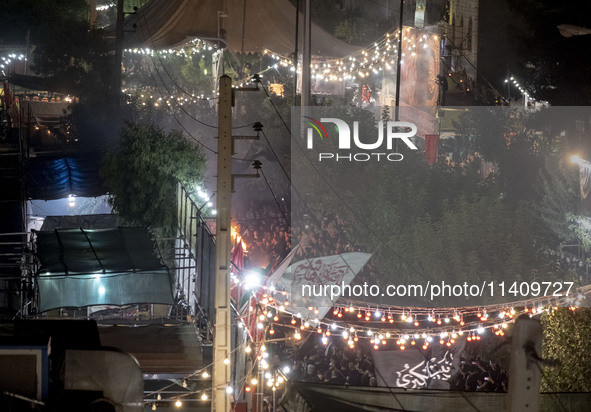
[8,73,77,95]
[35,227,173,312]
[124,0,361,57]
[26,156,106,200]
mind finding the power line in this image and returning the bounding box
[136,12,256,130]
[260,168,290,226]
[259,83,437,289]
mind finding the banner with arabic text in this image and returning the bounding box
[372,339,465,389]
[268,252,371,320]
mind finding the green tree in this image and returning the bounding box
[536,156,580,245]
[101,123,205,235]
[541,308,591,392]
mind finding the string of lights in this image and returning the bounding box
[144,258,589,409]
[259,26,439,83]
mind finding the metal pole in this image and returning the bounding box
[114,0,124,108]
[212,74,233,412]
[394,0,404,121]
[293,0,300,106]
[25,30,30,75]
[301,0,311,107]
[89,0,97,29]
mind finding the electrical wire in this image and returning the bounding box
[259,82,437,289]
[260,169,290,226]
[136,11,256,130]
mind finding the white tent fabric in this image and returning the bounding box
[37,271,174,312]
[124,0,361,57]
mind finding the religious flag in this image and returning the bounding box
[231,242,245,273]
[269,252,371,320]
[266,243,302,286]
[372,338,465,389]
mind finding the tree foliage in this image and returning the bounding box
[536,157,580,245]
[101,123,205,235]
[541,308,591,392]
[1,0,114,101]
[0,0,88,45]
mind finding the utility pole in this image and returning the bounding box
[89,0,97,29]
[301,0,311,107]
[212,75,260,412]
[293,0,300,107]
[114,0,124,108]
[508,316,543,412]
[212,75,233,412]
[394,0,404,121]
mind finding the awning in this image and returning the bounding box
[35,227,174,312]
[8,73,77,95]
[123,0,361,57]
[26,156,106,200]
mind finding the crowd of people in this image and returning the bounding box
[237,199,291,270]
[546,248,590,284]
[285,340,378,387]
[450,357,508,392]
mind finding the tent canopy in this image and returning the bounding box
[26,156,106,200]
[35,227,174,312]
[124,0,361,57]
[8,73,77,95]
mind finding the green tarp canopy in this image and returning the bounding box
[35,227,173,312]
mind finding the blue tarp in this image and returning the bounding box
[26,156,106,200]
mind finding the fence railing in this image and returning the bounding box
[176,183,216,341]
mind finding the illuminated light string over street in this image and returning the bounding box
[123,26,438,106]
[259,26,439,82]
[121,88,215,108]
[242,282,589,345]
[144,274,590,408]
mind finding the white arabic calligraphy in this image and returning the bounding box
[394,351,454,389]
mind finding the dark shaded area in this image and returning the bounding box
[34,227,163,274]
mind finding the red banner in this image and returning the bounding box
[425,134,439,165]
